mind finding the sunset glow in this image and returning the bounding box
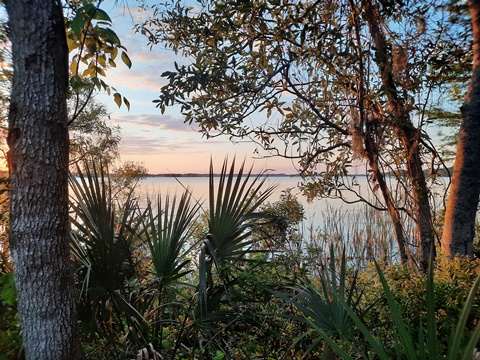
[98,2,299,175]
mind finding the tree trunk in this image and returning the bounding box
[348,0,411,265]
[363,133,411,265]
[5,0,80,358]
[361,0,435,270]
[362,0,434,271]
[441,0,480,258]
[398,129,435,270]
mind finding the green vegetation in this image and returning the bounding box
[4,158,480,359]
[2,0,480,358]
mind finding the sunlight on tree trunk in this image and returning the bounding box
[442,0,480,258]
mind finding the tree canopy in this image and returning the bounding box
[138,0,473,267]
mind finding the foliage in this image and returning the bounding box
[0,271,21,360]
[70,161,146,356]
[68,93,121,166]
[110,161,148,202]
[275,247,365,358]
[65,158,480,359]
[65,0,132,112]
[136,0,476,266]
[182,158,278,356]
[359,255,480,355]
[138,190,201,351]
[282,249,480,359]
[252,188,307,281]
[256,188,305,248]
[1,0,132,126]
[69,158,302,358]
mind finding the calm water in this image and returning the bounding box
[135,175,449,229]
[135,175,383,231]
[134,175,450,265]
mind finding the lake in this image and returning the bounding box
[135,175,398,231]
[133,174,449,265]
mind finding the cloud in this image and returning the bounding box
[118,135,200,155]
[119,134,225,155]
[106,67,166,92]
[120,136,169,155]
[112,113,200,133]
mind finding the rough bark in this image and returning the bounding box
[5,0,80,358]
[441,0,480,258]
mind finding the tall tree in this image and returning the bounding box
[4,0,80,358]
[139,0,468,268]
[442,0,480,257]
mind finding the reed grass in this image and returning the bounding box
[303,203,416,270]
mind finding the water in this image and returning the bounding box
[135,175,377,230]
[134,175,449,267]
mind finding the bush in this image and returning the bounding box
[358,255,480,356]
[0,271,22,360]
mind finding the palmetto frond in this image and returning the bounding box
[69,160,147,349]
[205,157,277,264]
[70,161,140,293]
[197,157,277,317]
[141,190,201,291]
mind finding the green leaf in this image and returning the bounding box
[426,248,438,359]
[448,272,480,360]
[113,93,122,108]
[121,51,132,69]
[0,272,17,306]
[92,8,111,22]
[96,27,121,45]
[70,12,85,37]
[92,77,101,90]
[374,260,417,360]
[83,3,97,19]
[69,75,83,91]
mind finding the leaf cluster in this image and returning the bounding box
[65,0,132,110]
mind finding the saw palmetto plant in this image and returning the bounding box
[69,161,146,353]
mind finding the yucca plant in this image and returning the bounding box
[69,160,146,353]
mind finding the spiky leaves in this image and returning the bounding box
[279,249,480,359]
[69,161,145,350]
[142,191,200,293]
[205,158,277,265]
[197,158,277,331]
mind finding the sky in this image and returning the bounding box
[94,2,300,175]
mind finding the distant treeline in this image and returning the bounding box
[385,167,453,178]
[145,173,301,178]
